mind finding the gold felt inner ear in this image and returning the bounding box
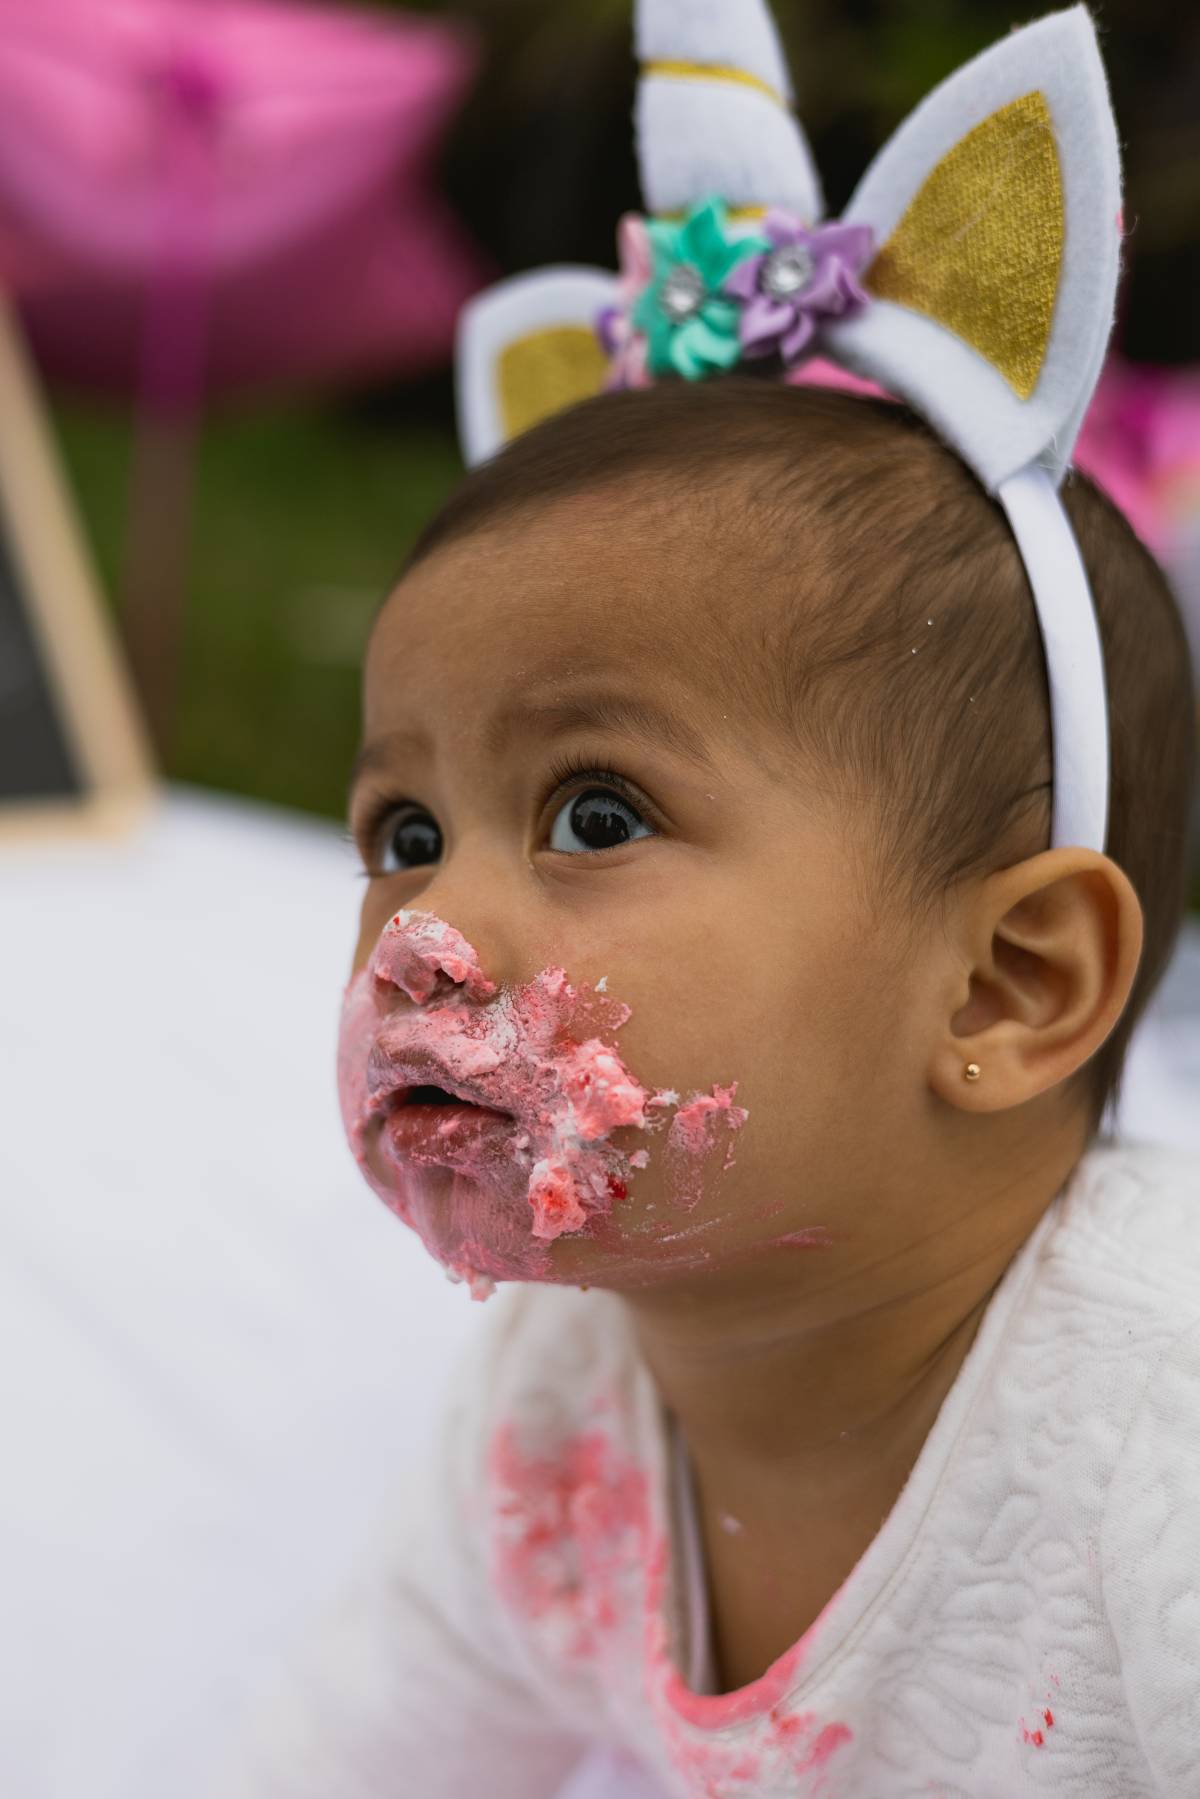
[496,327,610,444]
[865,91,1064,400]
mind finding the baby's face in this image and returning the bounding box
[343,487,931,1302]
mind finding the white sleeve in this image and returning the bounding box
[1100,1317,1200,1796]
[208,1306,590,1799]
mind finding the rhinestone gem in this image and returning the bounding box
[658,263,706,322]
[761,242,814,301]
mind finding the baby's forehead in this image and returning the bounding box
[373,479,812,697]
[357,522,722,805]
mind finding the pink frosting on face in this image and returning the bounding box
[560,1040,647,1140]
[371,907,499,1005]
[659,1083,749,1213]
[526,1158,588,1240]
[773,1225,835,1249]
[336,908,750,1299]
[668,1085,748,1159]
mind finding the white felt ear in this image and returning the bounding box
[455,268,619,469]
[822,5,1121,494]
[634,0,822,222]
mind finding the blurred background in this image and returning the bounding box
[5,0,1200,827]
[2,6,1199,1799]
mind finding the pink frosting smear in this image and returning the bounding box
[336,908,750,1300]
[488,1403,854,1790]
[661,1083,748,1211]
[366,908,500,1005]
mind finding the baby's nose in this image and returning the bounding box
[369,907,499,1008]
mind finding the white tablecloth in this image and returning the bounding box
[2,788,1197,1799]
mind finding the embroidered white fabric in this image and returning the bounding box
[212,1139,1200,1798]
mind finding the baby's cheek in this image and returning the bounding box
[336,968,385,1183]
[351,886,396,976]
[566,1070,750,1277]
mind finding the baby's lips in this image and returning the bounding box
[365,1000,511,1103]
[364,1041,509,1116]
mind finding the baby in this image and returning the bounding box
[218,7,1200,1797]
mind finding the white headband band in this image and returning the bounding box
[455,3,1122,854]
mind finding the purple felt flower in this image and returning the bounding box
[725,212,875,365]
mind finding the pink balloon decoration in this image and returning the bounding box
[0,0,490,398]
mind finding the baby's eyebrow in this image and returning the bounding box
[349,688,723,798]
[483,689,721,773]
[349,728,425,791]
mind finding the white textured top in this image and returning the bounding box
[215,1138,1200,1798]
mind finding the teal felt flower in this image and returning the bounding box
[632,196,771,380]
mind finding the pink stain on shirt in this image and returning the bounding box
[642,1521,854,1791]
[488,1417,650,1662]
[489,1411,853,1793]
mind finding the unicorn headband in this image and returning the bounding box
[456,2,1122,854]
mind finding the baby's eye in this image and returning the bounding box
[378,808,442,874]
[548,786,655,855]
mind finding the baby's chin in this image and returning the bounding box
[370,1147,756,1301]
[349,1088,682,1291]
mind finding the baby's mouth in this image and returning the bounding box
[365,1031,517,1119]
[386,1081,514,1118]
[374,1079,520,1174]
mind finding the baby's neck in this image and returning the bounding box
[641,1279,998,1697]
[620,1138,1080,1519]
[643,1269,992,1526]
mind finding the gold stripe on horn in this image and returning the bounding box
[641,60,788,110]
[656,204,769,222]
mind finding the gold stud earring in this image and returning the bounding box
[964,1062,981,1082]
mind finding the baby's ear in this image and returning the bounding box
[824,5,1121,494]
[455,268,619,467]
[933,848,1144,1115]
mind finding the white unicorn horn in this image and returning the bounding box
[634,0,823,222]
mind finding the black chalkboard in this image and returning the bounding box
[0,485,83,803]
[0,300,151,835]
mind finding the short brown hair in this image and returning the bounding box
[404,379,1197,1138]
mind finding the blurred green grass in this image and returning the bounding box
[51,394,463,821]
